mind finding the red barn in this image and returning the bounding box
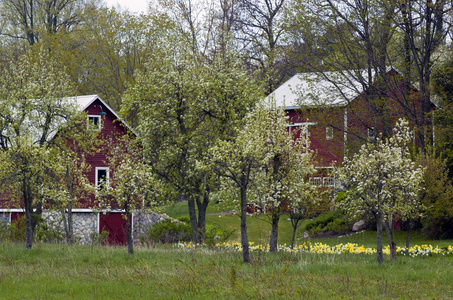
[0,95,165,245]
[268,69,433,188]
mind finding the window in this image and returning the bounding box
[309,177,322,186]
[88,115,101,131]
[95,167,109,191]
[323,177,335,187]
[310,176,334,187]
[326,127,333,140]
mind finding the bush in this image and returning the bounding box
[146,219,192,244]
[35,216,65,243]
[9,216,26,242]
[90,230,109,245]
[0,222,8,242]
[302,210,353,236]
[204,224,235,246]
[418,154,453,239]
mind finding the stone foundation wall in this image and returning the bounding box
[132,212,169,244]
[42,211,169,245]
[43,211,98,244]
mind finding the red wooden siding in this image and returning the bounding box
[82,99,129,208]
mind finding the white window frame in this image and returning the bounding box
[323,177,335,187]
[286,122,316,141]
[309,177,322,186]
[95,167,110,191]
[87,115,102,131]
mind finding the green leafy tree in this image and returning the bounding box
[0,47,77,249]
[97,135,159,254]
[432,58,453,177]
[0,0,85,46]
[205,98,317,259]
[122,42,259,244]
[338,119,424,264]
[203,113,265,262]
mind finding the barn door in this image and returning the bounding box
[99,213,131,245]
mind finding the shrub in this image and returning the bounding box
[204,224,235,246]
[418,154,453,239]
[0,222,8,242]
[35,217,65,243]
[9,216,26,242]
[90,230,109,245]
[302,210,353,236]
[177,216,190,224]
[146,219,191,244]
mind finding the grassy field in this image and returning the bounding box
[1,242,453,299]
[2,202,452,299]
[160,200,453,250]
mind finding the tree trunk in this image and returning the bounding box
[291,224,297,250]
[61,210,69,244]
[269,212,280,253]
[240,179,250,263]
[376,213,384,265]
[187,196,201,244]
[25,203,33,250]
[24,177,33,250]
[290,217,300,249]
[406,220,411,256]
[126,210,133,255]
[65,164,73,245]
[68,201,73,245]
[384,218,397,260]
[196,191,210,241]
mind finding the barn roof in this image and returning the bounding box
[268,71,374,109]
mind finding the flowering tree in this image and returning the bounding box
[97,135,159,254]
[338,119,424,264]
[0,48,77,249]
[121,43,260,245]
[205,98,317,260]
[250,99,316,252]
[204,112,265,263]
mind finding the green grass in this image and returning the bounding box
[161,201,453,250]
[1,242,453,299]
[161,200,296,245]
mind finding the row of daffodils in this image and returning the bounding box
[176,242,453,257]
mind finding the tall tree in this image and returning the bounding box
[396,0,451,153]
[236,0,289,93]
[42,112,99,244]
[286,0,451,152]
[0,47,77,249]
[432,57,453,176]
[0,0,84,45]
[121,42,260,244]
[204,102,277,262]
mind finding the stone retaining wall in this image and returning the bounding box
[42,211,169,244]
